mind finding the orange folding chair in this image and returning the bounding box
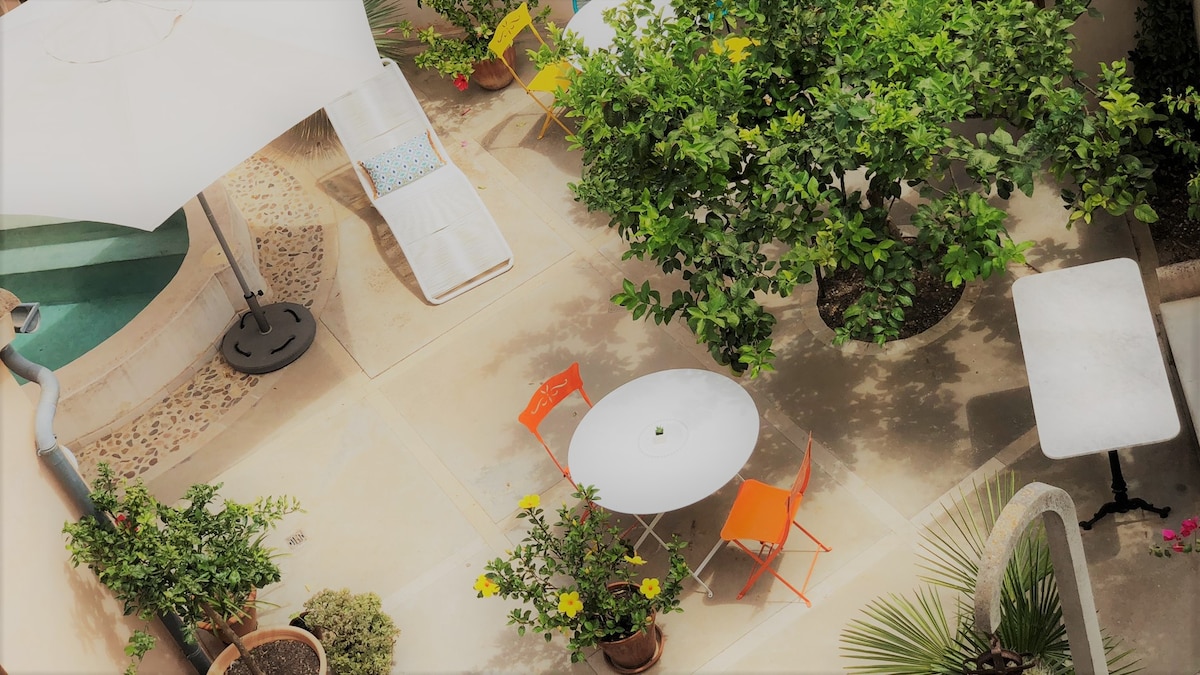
[518,362,593,481]
[693,432,831,605]
[488,2,575,139]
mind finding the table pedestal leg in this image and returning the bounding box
[1079,450,1171,530]
[632,513,714,598]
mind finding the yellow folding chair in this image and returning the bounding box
[488,2,574,139]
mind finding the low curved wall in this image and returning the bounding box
[31,182,271,448]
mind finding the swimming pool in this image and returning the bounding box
[0,209,188,373]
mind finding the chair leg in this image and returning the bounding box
[538,110,571,139]
[794,521,832,552]
[732,541,812,606]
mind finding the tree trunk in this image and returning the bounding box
[866,187,907,241]
[203,602,264,675]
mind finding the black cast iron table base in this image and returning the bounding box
[1079,449,1171,530]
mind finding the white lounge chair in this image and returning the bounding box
[324,59,514,305]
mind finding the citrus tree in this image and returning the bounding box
[558,0,1170,375]
[63,463,300,675]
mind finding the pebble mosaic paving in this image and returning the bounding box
[74,154,334,482]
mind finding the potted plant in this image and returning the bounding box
[475,486,690,672]
[559,0,1183,376]
[839,472,1139,673]
[290,589,400,675]
[404,0,549,91]
[62,462,303,675]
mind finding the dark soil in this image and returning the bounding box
[225,640,320,675]
[1148,165,1200,266]
[817,265,964,341]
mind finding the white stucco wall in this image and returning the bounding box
[0,369,190,674]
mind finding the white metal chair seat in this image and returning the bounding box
[324,59,514,304]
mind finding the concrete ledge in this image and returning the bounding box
[1162,296,1200,442]
[1157,259,1200,303]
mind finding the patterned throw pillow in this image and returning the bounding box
[360,130,447,198]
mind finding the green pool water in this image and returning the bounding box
[0,210,189,374]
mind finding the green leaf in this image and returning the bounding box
[1133,203,1158,223]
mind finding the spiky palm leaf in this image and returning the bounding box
[840,587,967,675]
[363,0,409,63]
[840,471,1141,675]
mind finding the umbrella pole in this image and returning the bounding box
[197,192,316,374]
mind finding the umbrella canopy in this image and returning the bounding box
[0,0,381,230]
[1,0,384,373]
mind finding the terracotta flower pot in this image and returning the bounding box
[197,589,259,644]
[207,625,327,675]
[597,582,665,673]
[471,46,516,91]
[598,620,664,673]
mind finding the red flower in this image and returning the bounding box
[453,74,469,92]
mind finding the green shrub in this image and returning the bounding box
[302,589,399,675]
[1129,0,1200,103]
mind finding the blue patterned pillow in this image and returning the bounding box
[360,130,447,198]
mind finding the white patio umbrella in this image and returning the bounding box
[0,0,382,373]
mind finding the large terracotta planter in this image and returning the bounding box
[197,589,259,644]
[471,46,516,91]
[207,626,327,675]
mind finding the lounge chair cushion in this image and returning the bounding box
[359,130,446,198]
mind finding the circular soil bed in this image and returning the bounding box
[1147,165,1200,266]
[817,265,965,341]
[225,640,321,675]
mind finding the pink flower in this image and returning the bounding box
[1163,528,1178,541]
[453,74,469,92]
[1181,518,1198,536]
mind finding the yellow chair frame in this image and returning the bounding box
[488,3,574,139]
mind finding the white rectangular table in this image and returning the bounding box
[1012,257,1181,529]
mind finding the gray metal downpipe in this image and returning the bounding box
[0,344,212,674]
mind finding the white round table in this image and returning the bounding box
[568,369,759,516]
[564,0,676,53]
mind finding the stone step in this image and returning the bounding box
[0,209,188,276]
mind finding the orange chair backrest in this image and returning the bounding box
[518,362,593,437]
[489,2,534,58]
[781,433,815,540]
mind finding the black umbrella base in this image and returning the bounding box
[220,302,316,374]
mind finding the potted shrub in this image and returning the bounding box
[559,0,1183,376]
[62,462,303,675]
[839,472,1139,673]
[404,0,549,91]
[475,486,690,672]
[291,589,400,675]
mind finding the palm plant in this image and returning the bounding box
[839,472,1138,674]
[277,0,410,158]
[364,0,409,63]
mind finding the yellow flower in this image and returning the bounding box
[639,578,662,599]
[558,591,584,617]
[623,554,647,566]
[712,35,760,63]
[473,574,499,598]
[518,494,540,510]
